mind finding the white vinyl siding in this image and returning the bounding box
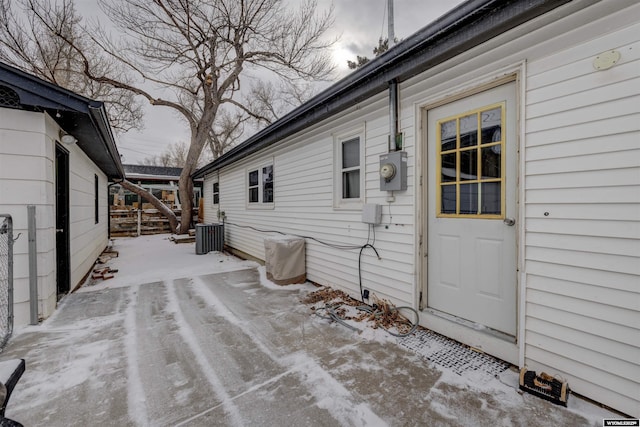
[204,92,416,307]
[0,110,111,327]
[0,109,56,327]
[201,0,639,417]
[400,4,639,414]
[65,122,109,292]
[202,174,219,222]
[522,12,640,417]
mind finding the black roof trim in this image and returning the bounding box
[123,164,183,178]
[194,0,570,179]
[0,62,124,179]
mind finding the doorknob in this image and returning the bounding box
[56,229,64,233]
[503,218,516,226]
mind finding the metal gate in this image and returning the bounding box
[0,215,14,349]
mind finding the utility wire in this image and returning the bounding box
[223,220,420,334]
[118,146,153,156]
[224,221,369,250]
[224,221,380,302]
[359,243,380,303]
[314,303,419,337]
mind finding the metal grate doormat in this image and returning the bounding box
[398,328,510,377]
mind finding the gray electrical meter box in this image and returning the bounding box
[379,151,407,191]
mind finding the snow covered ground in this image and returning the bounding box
[0,234,621,426]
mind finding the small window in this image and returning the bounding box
[334,128,364,208]
[248,170,259,203]
[341,137,360,199]
[262,165,273,203]
[94,174,99,224]
[247,162,274,206]
[212,182,219,205]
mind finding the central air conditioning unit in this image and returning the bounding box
[195,223,224,254]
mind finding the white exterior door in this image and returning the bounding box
[426,82,517,336]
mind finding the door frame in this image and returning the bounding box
[55,143,70,296]
[415,67,526,365]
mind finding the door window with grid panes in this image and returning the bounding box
[437,103,505,218]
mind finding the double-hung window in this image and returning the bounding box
[247,162,274,207]
[334,128,364,208]
[341,137,360,199]
[212,181,219,205]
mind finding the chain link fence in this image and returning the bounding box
[0,215,14,349]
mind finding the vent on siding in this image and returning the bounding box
[0,85,20,108]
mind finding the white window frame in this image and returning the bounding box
[334,127,365,209]
[246,159,275,209]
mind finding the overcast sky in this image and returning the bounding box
[74,0,466,164]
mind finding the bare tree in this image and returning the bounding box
[141,153,173,168]
[11,0,335,233]
[208,109,246,159]
[142,141,210,168]
[244,80,317,126]
[0,0,143,132]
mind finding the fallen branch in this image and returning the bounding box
[116,179,179,234]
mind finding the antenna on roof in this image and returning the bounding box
[388,0,395,47]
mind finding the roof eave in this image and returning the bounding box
[0,62,124,180]
[88,104,125,180]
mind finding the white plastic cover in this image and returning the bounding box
[264,235,306,285]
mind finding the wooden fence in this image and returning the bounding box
[110,208,195,237]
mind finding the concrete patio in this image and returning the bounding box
[0,235,616,426]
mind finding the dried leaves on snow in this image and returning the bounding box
[302,287,417,336]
